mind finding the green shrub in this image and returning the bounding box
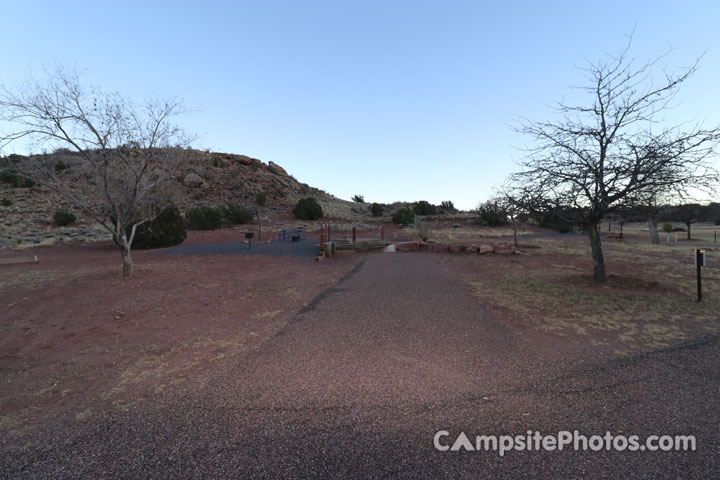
[6,154,24,164]
[222,203,254,225]
[476,201,509,227]
[186,206,224,230]
[1,198,11,207]
[351,194,365,203]
[370,202,384,217]
[0,168,35,188]
[661,222,673,233]
[132,206,187,249]
[413,200,437,215]
[256,191,267,206]
[440,200,455,211]
[211,155,226,168]
[536,214,573,233]
[292,197,323,220]
[53,208,76,226]
[392,207,416,225]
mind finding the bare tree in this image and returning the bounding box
[646,197,662,245]
[411,217,431,242]
[510,38,720,282]
[669,203,704,240]
[610,191,663,244]
[493,192,521,247]
[0,68,191,276]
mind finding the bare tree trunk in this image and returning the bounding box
[648,216,659,244]
[121,247,133,277]
[686,222,692,240]
[256,208,262,242]
[588,223,607,283]
[118,229,134,277]
[511,215,518,247]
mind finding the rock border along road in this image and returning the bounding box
[3,253,718,478]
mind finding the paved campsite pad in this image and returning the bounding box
[160,239,319,257]
[2,253,718,478]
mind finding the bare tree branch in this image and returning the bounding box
[507,38,720,282]
[0,68,193,276]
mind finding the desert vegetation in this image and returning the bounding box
[413,200,437,215]
[0,167,36,188]
[52,208,76,227]
[292,197,323,220]
[391,207,416,225]
[185,206,224,230]
[255,191,267,207]
[131,205,187,249]
[222,203,255,226]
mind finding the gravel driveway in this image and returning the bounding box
[3,253,718,478]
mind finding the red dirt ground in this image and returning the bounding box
[0,227,362,444]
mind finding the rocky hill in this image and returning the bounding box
[0,150,372,249]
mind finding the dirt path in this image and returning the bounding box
[2,253,718,478]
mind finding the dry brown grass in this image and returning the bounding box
[418,224,534,245]
[452,235,720,354]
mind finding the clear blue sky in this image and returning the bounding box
[1,1,719,209]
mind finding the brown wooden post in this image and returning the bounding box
[320,224,324,244]
[352,227,356,244]
[620,223,623,239]
[381,225,384,240]
[608,221,611,232]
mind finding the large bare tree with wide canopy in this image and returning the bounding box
[0,68,192,276]
[509,40,720,282]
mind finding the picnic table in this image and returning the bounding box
[278,228,307,241]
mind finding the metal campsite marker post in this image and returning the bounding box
[695,249,706,302]
[245,232,254,249]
